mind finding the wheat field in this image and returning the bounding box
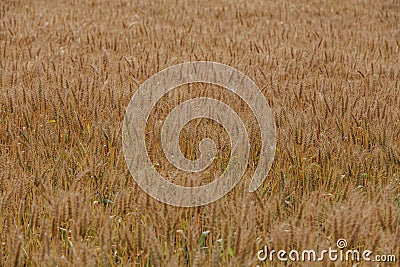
[0,0,399,266]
